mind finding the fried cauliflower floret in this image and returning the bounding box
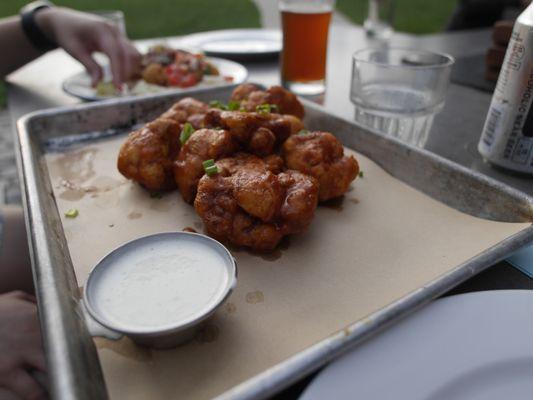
[169,97,209,117]
[278,114,305,137]
[174,128,237,203]
[248,127,276,157]
[278,170,319,233]
[217,153,284,176]
[160,97,209,129]
[230,84,305,119]
[204,109,304,150]
[194,154,318,251]
[216,152,279,175]
[263,154,285,174]
[117,118,181,191]
[230,83,260,102]
[142,63,168,86]
[217,153,283,222]
[282,131,359,202]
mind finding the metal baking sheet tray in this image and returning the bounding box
[16,85,533,400]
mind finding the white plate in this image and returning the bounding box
[62,57,248,101]
[507,245,533,278]
[178,29,282,60]
[300,290,533,400]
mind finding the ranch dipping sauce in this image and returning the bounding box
[85,232,236,341]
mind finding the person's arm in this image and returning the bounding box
[0,15,43,78]
[0,291,47,400]
[0,6,141,85]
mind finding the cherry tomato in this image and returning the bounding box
[165,64,199,87]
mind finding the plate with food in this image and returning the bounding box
[62,45,248,101]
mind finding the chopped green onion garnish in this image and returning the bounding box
[150,192,163,199]
[209,100,227,110]
[227,101,241,111]
[256,103,277,114]
[202,159,215,169]
[298,129,310,135]
[65,209,79,218]
[205,165,218,177]
[180,122,194,144]
[358,171,364,178]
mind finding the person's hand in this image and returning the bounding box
[36,7,141,86]
[0,291,47,400]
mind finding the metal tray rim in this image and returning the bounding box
[15,85,533,400]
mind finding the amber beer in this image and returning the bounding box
[280,1,334,95]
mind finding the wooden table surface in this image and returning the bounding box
[7,24,533,399]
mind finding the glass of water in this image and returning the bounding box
[91,10,127,36]
[364,0,395,41]
[350,48,454,147]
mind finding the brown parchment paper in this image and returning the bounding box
[45,136,530,400]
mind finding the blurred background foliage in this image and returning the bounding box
[0,1,262,39]
[337,0,458,34]
[0,0,458,38]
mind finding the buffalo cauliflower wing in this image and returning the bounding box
[231,84,305,119]
[194,154,318,251]
[282,131,359,201]
[117,118,181,191]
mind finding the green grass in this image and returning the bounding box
[0,1,261,39]
[337,0,458,34]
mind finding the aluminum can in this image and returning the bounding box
[478,4,533,173]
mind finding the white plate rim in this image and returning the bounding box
[62,56,248,101]
[300,290,533,400]
[177,28,282,56]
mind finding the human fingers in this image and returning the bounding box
[66,44,103,87]
[7,291,36,303]
[492,20,514,46]
[0,388,20,400]
[23,345,46,373]
[30,370,48,394]
[3,368,46,400]
[96,26,125,86]
[119,40,142,82]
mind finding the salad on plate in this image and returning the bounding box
[95,45,235,97]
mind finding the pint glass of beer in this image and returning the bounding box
[279,0,335,95]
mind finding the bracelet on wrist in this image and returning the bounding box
[20,1,58,52]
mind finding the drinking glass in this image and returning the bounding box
[279,0,335,95]
[91,10,126,36]
[364,0,395,41]
[350,48,454,147]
